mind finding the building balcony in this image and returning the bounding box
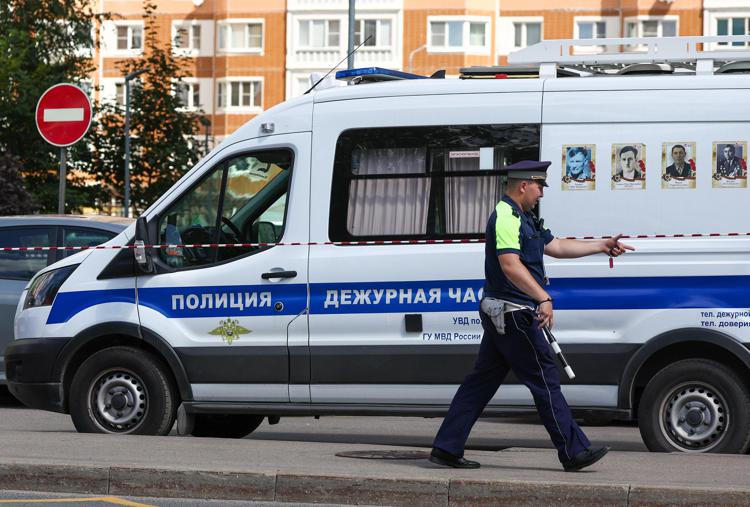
[287,47,400,69]
[288,0,401,12]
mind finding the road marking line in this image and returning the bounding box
[43,108,84,122]
[99,497,154,507]
[0,497,153,506]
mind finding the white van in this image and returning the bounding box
[7,36,750,453]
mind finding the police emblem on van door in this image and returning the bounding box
[209,318,251,345]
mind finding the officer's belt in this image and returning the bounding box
[480,297,533,335]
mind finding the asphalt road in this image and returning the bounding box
[0,406,748,506]
[0,490,356,507]
[0,405,646,453]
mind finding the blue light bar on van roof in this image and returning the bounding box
[335,67,427,83]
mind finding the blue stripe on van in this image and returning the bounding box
[47,288,136,324]
[137,284,307,319]
[550,275,749,310]
[46,284,307,324]
[309,275,750,314]
[46,275,750,324]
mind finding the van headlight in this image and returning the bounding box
[24,265,78,309]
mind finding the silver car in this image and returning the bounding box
[0,215,131,384]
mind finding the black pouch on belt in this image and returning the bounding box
[480,297,506,335]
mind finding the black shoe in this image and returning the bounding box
[429,447,481,469]
[562,446,610,472]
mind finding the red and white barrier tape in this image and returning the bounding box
[1,232,749,252]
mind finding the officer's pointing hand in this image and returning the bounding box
[603,234,635,258]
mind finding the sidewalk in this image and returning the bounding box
[1,431,749,506]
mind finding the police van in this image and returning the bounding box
[7,36,750,453]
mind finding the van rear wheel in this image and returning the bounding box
[69,346,177,435]
[638,359,750,453]
[190,414,264,438]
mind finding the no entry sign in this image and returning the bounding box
[35,83,92,147]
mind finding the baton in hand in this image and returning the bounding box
[542,325,575,380]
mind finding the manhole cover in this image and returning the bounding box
[336,450,430,460]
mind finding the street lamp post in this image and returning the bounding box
[123,68,148,218]
[199,116,211,154]
[347,0,356,69]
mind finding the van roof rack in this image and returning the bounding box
[507,35,750,77]
[459,65,579,78]
[335,67,427,84]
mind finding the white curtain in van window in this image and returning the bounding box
[444,155,501,234]
[347,147,430,236]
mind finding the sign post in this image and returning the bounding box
[35,84,92,214]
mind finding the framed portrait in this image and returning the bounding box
[712,142,748,188]
[561,145,596,191]
[661,142,696,189]
[611,143,646,190]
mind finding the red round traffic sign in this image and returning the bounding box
[35,83,92,147]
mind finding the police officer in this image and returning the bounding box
[430,160,634,472]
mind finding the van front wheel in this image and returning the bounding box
[69,347,177,435]
[638,359,750,453]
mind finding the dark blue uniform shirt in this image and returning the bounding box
[483,194,554,307]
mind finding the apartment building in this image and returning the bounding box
[94,0,749,143]
[286,0,403,97]
[98,0,286,139]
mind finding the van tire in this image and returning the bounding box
[190,414,264,438]
[69,346,177,435]
[638,359,750,453]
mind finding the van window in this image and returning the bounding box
[0,227,55,280]
[157,150,293,269]
[330,124,540,240]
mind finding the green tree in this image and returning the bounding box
[0,0,101,212]
[0,152,37,215]
[89,1,205,216]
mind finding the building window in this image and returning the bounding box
[354,19,392,47]
[717,17,750,46]
[514,22,542,48]
[625,19,676,38]
[176,82,201,109]
[116,24,143,51]
[329,124,540,240]
[299,19,340,48]
[114,81,142,107]
[115,83,125,106]
[217,80,262,110]
[577,21,606,39]
[174,24,201,51]
[218,21,263,51]
[429,19,488,51]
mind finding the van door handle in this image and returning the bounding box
[261,270,297,280]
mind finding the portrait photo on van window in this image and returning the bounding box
[329,124,540,241]
[661,142,696,189]
[611,143,646,190]
[712,142,748,188]
[561,145,595,191]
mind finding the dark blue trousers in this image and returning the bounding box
[433,308,590,463]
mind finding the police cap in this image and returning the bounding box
[505,160,550,187]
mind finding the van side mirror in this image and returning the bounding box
[134,216,154,273]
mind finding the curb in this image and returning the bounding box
[0,463,749,506]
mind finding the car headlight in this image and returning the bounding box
[24,265,78,309]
